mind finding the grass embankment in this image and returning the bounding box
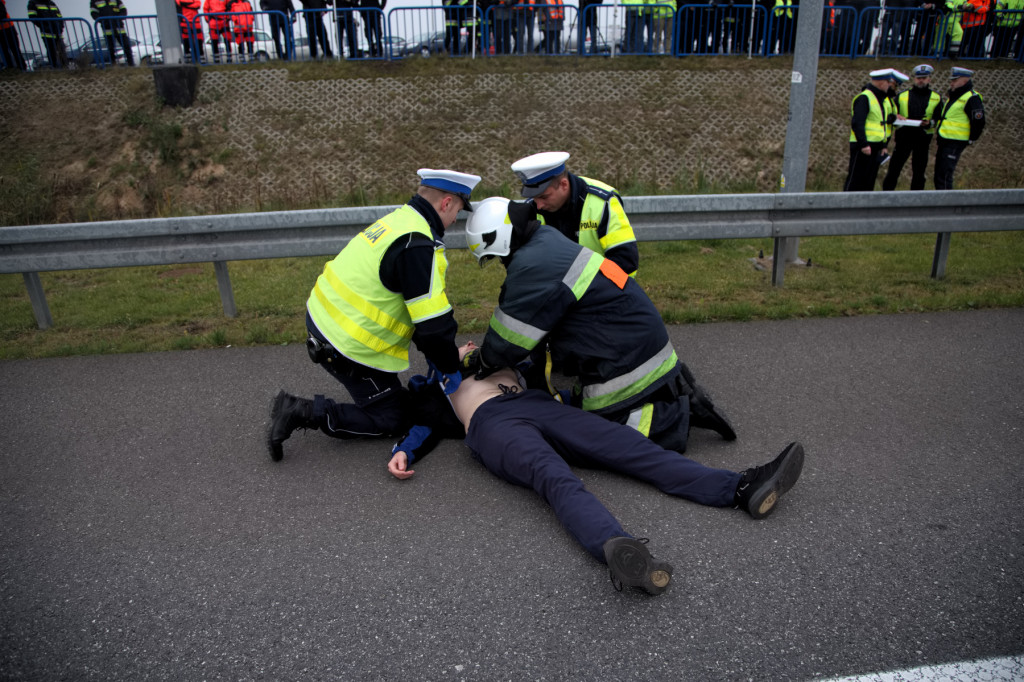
[2,58,1022,358]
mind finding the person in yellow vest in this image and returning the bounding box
[991,0,1023,57]
[510,151,639,276]
[771,0,795,53]
[654,0,677,54]
[843,68,900,192]
[267,168,482,461]
[882,64,942,191]
[936,0,964,56]
[934,66,985,190]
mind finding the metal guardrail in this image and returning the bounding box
[2,189,1022,329]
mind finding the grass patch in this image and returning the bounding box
[2,231,1022,359]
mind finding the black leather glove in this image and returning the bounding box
[460,348,500,380]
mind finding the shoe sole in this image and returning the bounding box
[748,442,804,520]
[604,537,674,596]
[266,390,286,462]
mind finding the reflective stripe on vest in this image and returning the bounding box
[625,402,654,437]
[849,91,889,143]
[307,205,449,372]
[580,341,679,412]
[577,176,637,259]
[937,90,981,141]
[487,247,603,353]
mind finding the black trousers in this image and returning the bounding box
[844,141,884,192]
[104,29,134,65]
[269,12,289,59]
[306,314,407,439]
[934,140,968,190]
[882,130,933,191]
[0,25,27,70]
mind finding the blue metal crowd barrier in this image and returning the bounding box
[3,3,1022,69]
[3,17,94,70]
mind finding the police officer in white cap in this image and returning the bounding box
[510,151,639,277]
[882,64,942,191]
[844,69,899,192]
[267,167,482,461]
[934,66,985,190]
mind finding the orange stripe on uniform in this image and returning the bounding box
[600,259,628,290]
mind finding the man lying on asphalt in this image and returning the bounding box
[385,342,805,596]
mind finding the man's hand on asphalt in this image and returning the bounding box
[388,451,415,480]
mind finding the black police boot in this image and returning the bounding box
[678,362,736,441]
[266,390,316,462]
[734,442,805,520]
[602,537,673,596]
[688,385,737,441]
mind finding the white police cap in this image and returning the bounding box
[417,168,482,211]
[912,64,934,77]
[510,151,571,198]
[869,68,893,81]
[891,69,910,84]
[950,66,974,79]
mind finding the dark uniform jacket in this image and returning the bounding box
[26,0,64,36]
[480,209,676,416]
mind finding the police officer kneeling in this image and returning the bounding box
[463,197,735,454]
[266,168,481,461]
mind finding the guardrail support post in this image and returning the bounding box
[23,272,53,330]
[213,261,238,318]
[931,232,951,279]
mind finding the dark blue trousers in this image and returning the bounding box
[465,390,741,561]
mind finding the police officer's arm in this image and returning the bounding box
[380,236,460,375]
[966,94,985,141]
[601,195,639,277]
[480,273,576,370]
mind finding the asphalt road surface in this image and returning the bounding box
[2,309,1022,681]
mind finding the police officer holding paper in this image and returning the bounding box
[882,64,942,191]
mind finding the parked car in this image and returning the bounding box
[399,30,474,58]
[203,28,276,63]
[31,36,162,68]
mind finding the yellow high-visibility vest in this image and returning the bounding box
[307,204,451,372]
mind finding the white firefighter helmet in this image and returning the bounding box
[465,197,512,267]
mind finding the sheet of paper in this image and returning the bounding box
[894,119,924,127]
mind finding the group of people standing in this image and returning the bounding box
[297,0,386,61]
[844,64,985,192]
[266,152,805,597]
[175,0,258,64]
[1,0,132,70]
[443,0,566,56]
[819,0,1023,59]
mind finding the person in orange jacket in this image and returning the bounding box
[230,0,255,60]
[176,0,203,62]
[204,0,233,62]
[1,0,28,70]
[958,0,991,57]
